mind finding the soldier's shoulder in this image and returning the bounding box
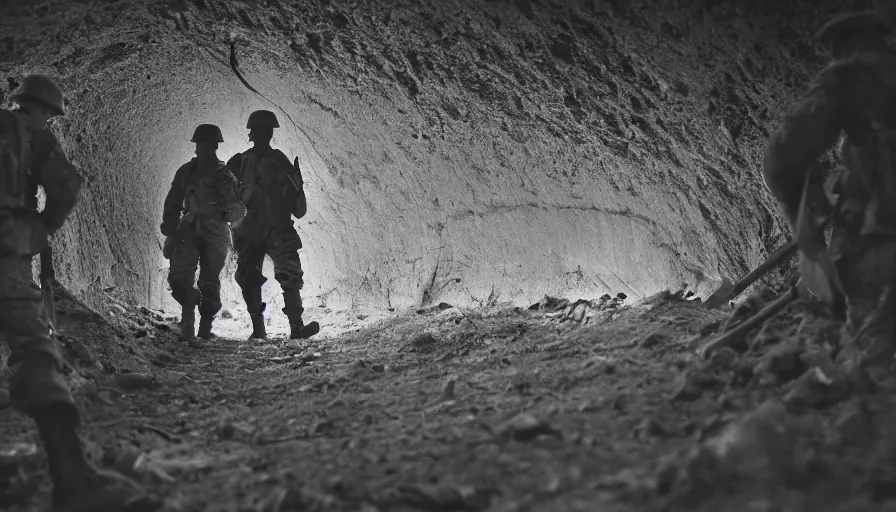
[225,152,245,167]
[266,148,292,168]
[27,124,63,154]
[173,159,195,176]
[817,55,895,86]
[816,59,863,84]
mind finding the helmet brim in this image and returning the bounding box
[12,93,65,116]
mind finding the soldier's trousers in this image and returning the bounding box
[0,255,75,415]
[234,233,305,318]
[834,233,896,359]
[167,230,229,317]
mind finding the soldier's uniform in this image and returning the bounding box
[763,12,896,371]
[0,81,79,423]
[161,124,246,341]
[226,110,319,340]
[1,74,160,510]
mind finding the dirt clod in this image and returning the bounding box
[638,331,667,349]
[114,372,156,391]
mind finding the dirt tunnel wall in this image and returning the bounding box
[0,0,871,321]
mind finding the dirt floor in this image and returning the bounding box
[4,282,896,512]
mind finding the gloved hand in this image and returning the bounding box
[159,218,179,238]
[793,171,844,304]
[162,236,175,260]
[221,202,247,226]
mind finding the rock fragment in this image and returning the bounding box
[114,372,156,391]
[638,331,667,349]
[495,413,562,441]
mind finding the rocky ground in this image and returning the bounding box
[4,282,896,512]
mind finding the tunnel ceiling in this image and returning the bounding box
[0,0,872,315]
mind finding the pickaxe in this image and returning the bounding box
[700,170,845,358]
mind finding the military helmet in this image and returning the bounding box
[11,74,65,116]
[190,124,224,143]
[815,12,892,47]
[246,109,279,129]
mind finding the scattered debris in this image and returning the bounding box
[394,483,500,511]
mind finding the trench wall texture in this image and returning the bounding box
[0,0,873,316]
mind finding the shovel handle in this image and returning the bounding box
[700,286,798,359]
[728,240,798,300]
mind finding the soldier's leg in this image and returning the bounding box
[234,237,268,339]
[167,236,201,340]
[0,255,160,510]
[268,242,319,339]
[195,236,229,339]
[1,256,75,417]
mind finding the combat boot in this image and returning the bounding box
[178,306,195,341]
[32,405,162,512]
[248,302,267,339]
[283,290,319,339]
[289,317,320,339]
[197,315,215,340]
[249,315,267,339]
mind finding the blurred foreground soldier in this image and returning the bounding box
[227,110,320,339]
[1,75,160,510]
[161,124,246,343]
[762,12,896,373]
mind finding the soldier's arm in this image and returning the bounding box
[218,167,247,225]
[33,131,82,234]
[763,65,851,228]
[225,153,242,181]
[160,166,186,236]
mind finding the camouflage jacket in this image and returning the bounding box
[160,157,246,239]
[226,146,302,243]
[763,51,896,245]
[0,110,81,256]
